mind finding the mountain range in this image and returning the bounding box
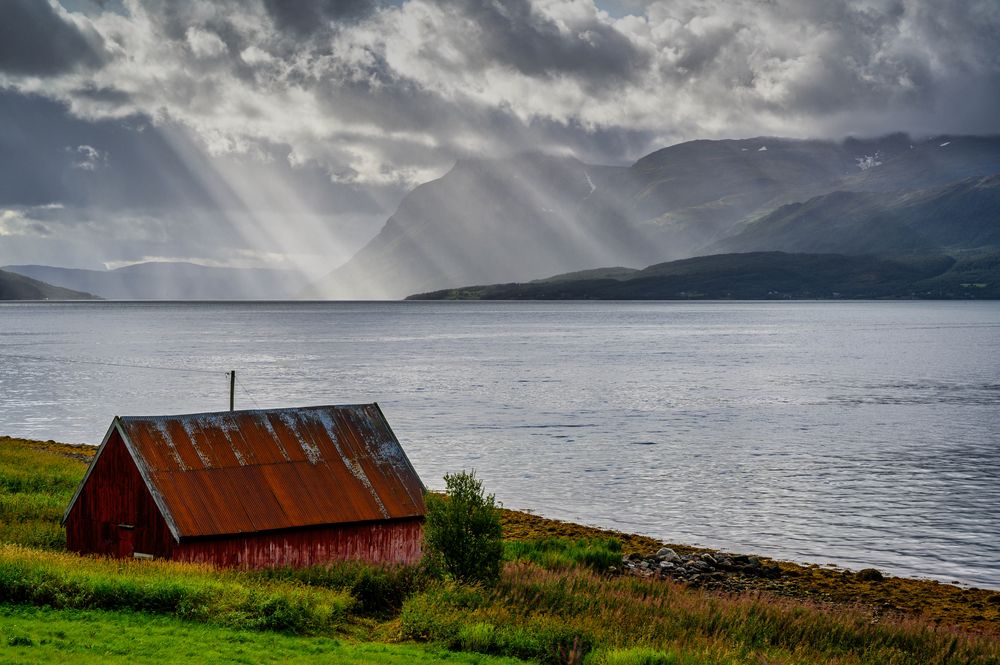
[407,251,1000,300]
[0,269,97,300]
[710,176,1000,256]
[309,134,1000,299]
[9,134,999,300]
[2,263,308,300]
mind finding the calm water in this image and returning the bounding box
[1,301,998,587]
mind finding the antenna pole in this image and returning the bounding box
[229,371,235,411]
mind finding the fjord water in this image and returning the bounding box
[1,301,998,587]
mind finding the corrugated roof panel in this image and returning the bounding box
[117,405,425,539]
[259,462,314,526]
[212,467,283,532]
[155,472,225,536]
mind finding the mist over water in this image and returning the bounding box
[1,301,998,587]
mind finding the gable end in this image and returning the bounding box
[62,416,182,542]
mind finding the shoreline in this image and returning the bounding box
[6,435,999,635]
[500,502,998,591]
[500,505,1000,634]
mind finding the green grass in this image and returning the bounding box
[0,438,88,549]
[0,604,527,664]
[253,560,426,618]
[504,537,622,574]
[400,564,1000,664]
[583,648,681,665]
[0,544,352,634]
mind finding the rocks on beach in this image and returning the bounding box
[856,568,885,582]
[622,548,788,591]
[622,548,896,599]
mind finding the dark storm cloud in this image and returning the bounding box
[262,0,376,34]
[753,1,935,113]
[11,0,997,180]
[1,0,999,272]
[0,87,400,270]
[0,90,395,213]
[0,0,105,75]
[0,90,212,208]
[71,84,132,105]
[444,0,646,84]
[311,70,655,171]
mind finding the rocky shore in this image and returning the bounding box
[501,506,1000,634]
[622,547,784,588]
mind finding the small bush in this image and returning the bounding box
[423,471,503,585]
[400,582,594,665]
[254,560,424,618]
[458,621,497,653]
[400,588,461,643]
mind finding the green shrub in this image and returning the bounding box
[254,560,424,618]
[400,587,461,643]
[424,471,503,585]
[458,621,497,653]
[400,582,594,664]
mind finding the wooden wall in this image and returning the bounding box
[64,430,175,558]
[174,519,424,569]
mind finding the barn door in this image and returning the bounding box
[117,525,135,558]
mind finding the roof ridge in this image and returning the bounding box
[119,403,376,421]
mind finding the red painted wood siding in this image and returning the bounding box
[174,519,424,569]
[64,430,175,558]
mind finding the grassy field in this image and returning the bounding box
[0,543,353,634]
[401,563,999,664]
[0,604,524,665]
[1,435,999,664]
[0,438,88,550]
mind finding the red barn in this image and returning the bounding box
[62,404,426,568]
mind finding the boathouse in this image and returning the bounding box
[62,404,426,568]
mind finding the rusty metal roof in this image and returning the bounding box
[69,404,425,540]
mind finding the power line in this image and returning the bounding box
[3,351,270,410]
[0,352,225,376]
[234,373,262,410]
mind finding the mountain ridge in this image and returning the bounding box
[309,133,1000,299]
[406,251,1000,301]
[0,269,98,300]
[709,175,1000,256]
[3,262,309,300]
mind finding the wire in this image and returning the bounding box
[2,351,267,410]
[234,373,262,410]
[0,352,225,376]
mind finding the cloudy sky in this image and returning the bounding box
[1,0,998,273]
